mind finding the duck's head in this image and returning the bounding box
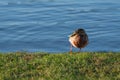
[75,28,85,34]
[70,28,86,37]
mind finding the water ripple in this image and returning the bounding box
[0,0,120,52]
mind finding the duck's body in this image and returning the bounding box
[69,29,88,52]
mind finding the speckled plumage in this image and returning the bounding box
[69,29,88,52]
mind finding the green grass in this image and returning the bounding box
[0,52,120,80]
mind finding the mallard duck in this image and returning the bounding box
[69,28,88,52]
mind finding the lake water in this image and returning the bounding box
[0,0,120,52]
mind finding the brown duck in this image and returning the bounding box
[69,28,88,52]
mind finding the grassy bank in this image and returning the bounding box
[0,52,120,80]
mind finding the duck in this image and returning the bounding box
[69,28,88,52]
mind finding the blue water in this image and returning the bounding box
[0,0,120,52]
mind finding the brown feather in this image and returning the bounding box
[69,28,88,49]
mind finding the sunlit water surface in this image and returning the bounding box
[0,0,120,52]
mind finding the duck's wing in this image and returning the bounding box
[70,32,77,37]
